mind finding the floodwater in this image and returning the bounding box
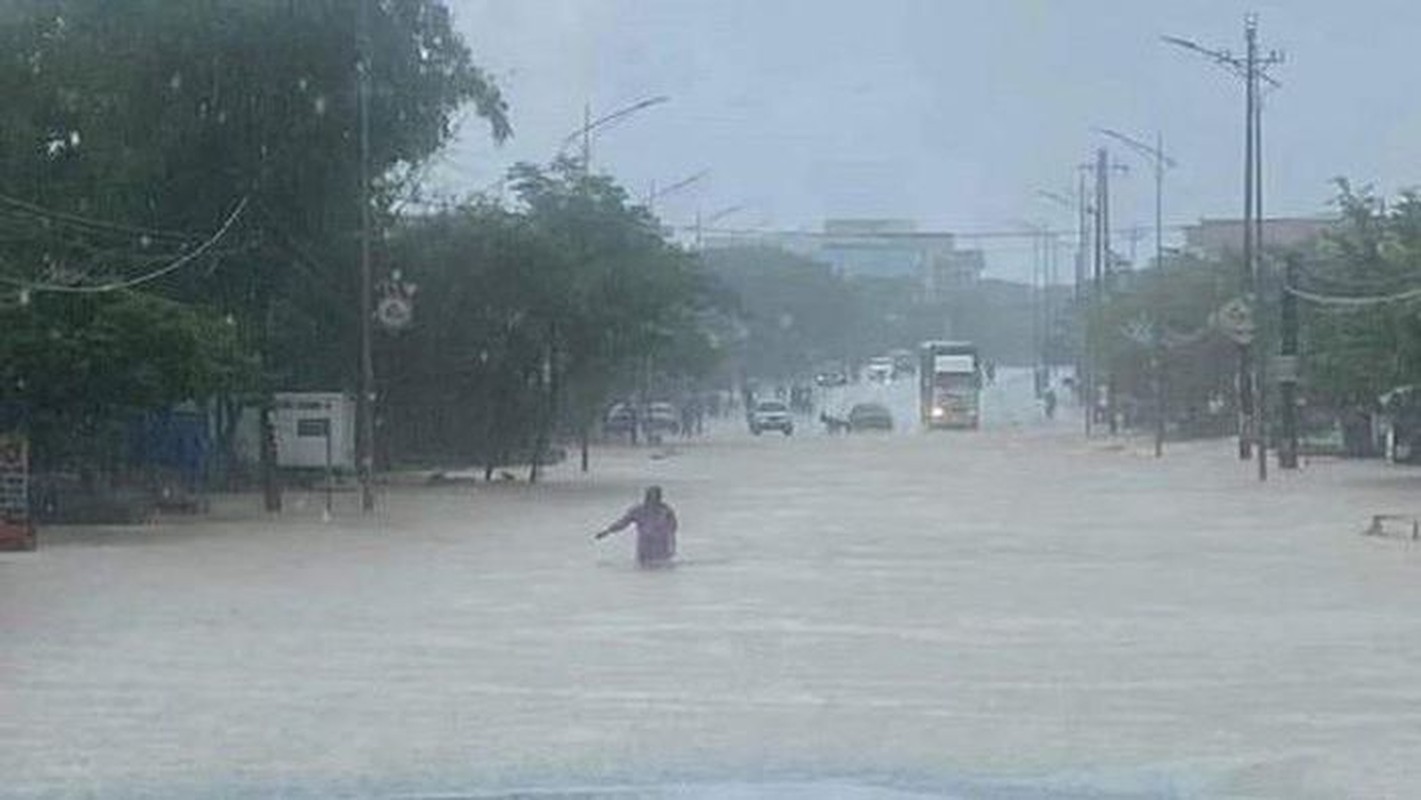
[5,371,1421,798]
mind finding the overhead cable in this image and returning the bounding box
[0,197,248,295]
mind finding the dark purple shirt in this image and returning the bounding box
[608,502,678,563]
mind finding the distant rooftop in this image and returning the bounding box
[823,218,917,235]
[1182,216,1337,257]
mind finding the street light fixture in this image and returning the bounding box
[645,169,709,213]
[694,204,746,250]
[560,95,672,171]
[1095,127,1175,273]
[470,95,672,201]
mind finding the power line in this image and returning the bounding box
[0,197,249,294]
[0,192,202,243]
[690,223,1190,241]
[1285,281,1421,307]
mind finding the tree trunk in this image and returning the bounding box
[259,402,281,512]
[580,427,589,472]
[529,328,560,484]
[212,395,242,490]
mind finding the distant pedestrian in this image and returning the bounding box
[1043,388,1057,420]
[680,403,695,438]
[594,485,678,566]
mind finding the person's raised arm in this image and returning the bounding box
[593,508,636,540]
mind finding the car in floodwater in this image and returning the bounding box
[749,399,794,435]
[865,357,895,383]
[645,401,681,436]
[848,402,894,432]
[603,402,637,436]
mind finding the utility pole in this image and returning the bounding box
[1088,152,1105,435]
[357,0,376,512]
[1076,168,1092,436]
[1164,16,1283,468]
[1032,226,1043,397]
[1240,16,1256,464]
[1045,231,1058,386]
[1278,253,1299,469]
[1093,148,1120,434]
[1154,324,1166,458]
[1154,132,1166,269]
[1151,134,1169,458]
[1251,16,1270,482]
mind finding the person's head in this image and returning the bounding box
[644,485,663,505]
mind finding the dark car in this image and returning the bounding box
[814,371,848,387]
[848,402,893,432]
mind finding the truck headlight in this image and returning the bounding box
[931,406,945,419]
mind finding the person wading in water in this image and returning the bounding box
[594,485,678,567]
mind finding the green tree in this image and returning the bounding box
[699,246,862,378]
[0,1,509,487]
[0,290,252,472]
[1089,252,1238,434]
[1300,182,1421,411]
[381,158,718,477]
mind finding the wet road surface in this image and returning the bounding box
[5,374,1421,798]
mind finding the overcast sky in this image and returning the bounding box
[434,0,1421,280]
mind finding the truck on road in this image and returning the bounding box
[920,340,981,429]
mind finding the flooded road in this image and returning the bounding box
[5,376,1421,798]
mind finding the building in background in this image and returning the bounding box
[1182,216,1336,261]
[701,218,983,300]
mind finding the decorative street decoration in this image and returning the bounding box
[376,269,418,332]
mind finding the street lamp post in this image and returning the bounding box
[695,204,746,250]
[645,169,709,214]
[560,95,671,173]
[1016,219,1049,399]
[1096,128,1175,274]
[1038,186,1092,418]
[1096,127,1176,457]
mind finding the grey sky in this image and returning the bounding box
[436,0,1421,280]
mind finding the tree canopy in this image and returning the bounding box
[381,158,720,474]
[0,0,509,473]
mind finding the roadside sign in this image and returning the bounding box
[1214,297,1255,345]
[0,433,35,551]
[1272,355,1300,383]
[376,296,413,331]
[1121,315,1156,347]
